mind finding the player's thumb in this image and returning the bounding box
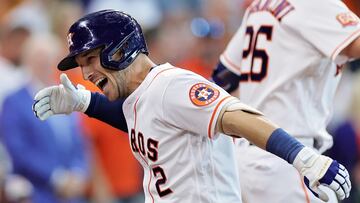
[313,186,329,202]
[60,73,76,92]
[76,84,85,90]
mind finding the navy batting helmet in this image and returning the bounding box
[58,9,148,71]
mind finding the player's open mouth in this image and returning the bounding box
[95,78,108,90]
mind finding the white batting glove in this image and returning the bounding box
[32,73,91,120]
[293,147,351,202]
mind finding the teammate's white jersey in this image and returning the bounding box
[122,63,242,203]
[220,0,360,151]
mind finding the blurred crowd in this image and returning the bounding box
[0,0,359,203]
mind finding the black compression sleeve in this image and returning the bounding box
[211,61,240,93]
[84,92,128,132]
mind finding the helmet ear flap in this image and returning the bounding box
[100,31,146,70]
[110,47,125,62]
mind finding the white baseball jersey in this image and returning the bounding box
[122,63,242,203]
[220,0,360,151]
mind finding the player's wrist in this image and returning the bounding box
[76,89,91,113]
[293,147,318,171]
[265,128,305,164]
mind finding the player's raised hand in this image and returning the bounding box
[293,147,351,201]
[32,73,91,120]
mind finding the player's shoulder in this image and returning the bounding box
[247,0,349,14]
[155,64,229,109]
[151,63,207,85]
[276,0,353,29]
[289,0,350,13]
[147,63,216,99]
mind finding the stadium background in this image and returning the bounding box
[0,0,359,202]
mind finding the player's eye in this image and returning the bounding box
[87,56,96,64]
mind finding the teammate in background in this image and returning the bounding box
[33,10,350,203]
[211,0,360,202]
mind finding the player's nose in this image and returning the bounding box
[81,65,93,81]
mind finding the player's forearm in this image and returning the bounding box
[221,110,277,149]
[221,110,304,164]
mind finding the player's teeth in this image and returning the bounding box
[95,78,104,87]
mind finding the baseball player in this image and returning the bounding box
[33,10,351,203]
[212,0,360,202]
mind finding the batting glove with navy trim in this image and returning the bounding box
[32,73,91,120]
[293,147,351,201]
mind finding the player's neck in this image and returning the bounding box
[127,54,156,92]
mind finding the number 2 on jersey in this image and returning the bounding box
[240,25,273,82]
[130,129,172,197]
[153,166,173,197]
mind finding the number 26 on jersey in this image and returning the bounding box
[240,25,273,82]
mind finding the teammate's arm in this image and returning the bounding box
[340,36,360,58]
[216,101,351,201]
[210,61,240,94]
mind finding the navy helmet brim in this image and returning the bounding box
[57,54,78,71]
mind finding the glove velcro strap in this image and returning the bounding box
[293,147,317,171]
[293,147,333,181]
[77,90,91,112]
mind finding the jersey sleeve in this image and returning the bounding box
[162,72,233,139]
[219,15,248,75]
[287,0,360,64]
